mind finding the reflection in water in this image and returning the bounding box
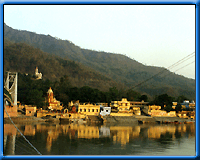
[110,126,133,147]
[24,125,35,136]
[78,125,99,139]
[4,124,17,155]
[99,126,110,138]
[4,123,195,155]
[4,135,16,155]
[148,126,176,139]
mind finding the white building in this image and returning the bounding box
[35,67,42,79]
[100,106,111,116]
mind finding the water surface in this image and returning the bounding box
[4,122,195,156]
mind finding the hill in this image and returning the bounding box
[4,39,122,91]
[4,23,195,100]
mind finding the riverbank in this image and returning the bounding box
[4,114,195,125]
[102,115,195,124]
[4,115,50,124]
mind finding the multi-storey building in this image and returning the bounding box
[78,103,100,116]
[110,98,148,114]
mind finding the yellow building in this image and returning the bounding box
[148,110,176,117]
[110,98,148,114]
[97,103,109,107]
[189,102,195,107]
[133,108,141,115]
[4,105,18,118]
[147,104,176,117]
[68,100,79,108]
[148,110,167,117]
[172,102,177,109]
[47,87,63,111]
[130,100,149,107]
[177,111,195,119]
[190,111,195,119]
[148,105,161,111]
[189,101,195,111]
[78,103,100,116]
[25,105,37,116]
[110,98,131,113]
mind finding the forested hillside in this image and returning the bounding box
[4,39,122,91]
[4,23,195,100]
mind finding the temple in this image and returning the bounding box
[47,87,63,111]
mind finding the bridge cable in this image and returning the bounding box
[162,61,195,78]
[130,51,195,90]
[4,105,42,155]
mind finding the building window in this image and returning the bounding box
[96,109,98,112]
[92,109,94,112]
[106,110,108,112]
[88,109,90,112]
[80,109,82,112]
[84,109,86,112]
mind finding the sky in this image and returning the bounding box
[4,4,195,79]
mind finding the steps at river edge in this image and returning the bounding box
[102,116,138,124]
[87,115,103,123]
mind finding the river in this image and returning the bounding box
[3,122,195,156]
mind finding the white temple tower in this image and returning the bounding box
[35,67,42,79]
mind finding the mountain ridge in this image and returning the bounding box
[3,23,195,100]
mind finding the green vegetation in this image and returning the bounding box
[4,38,120,92]
[15,73,191,112]
[151,94,175,109]
[151,94,192,112]
[16,73,150,108]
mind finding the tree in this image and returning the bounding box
[79,86,94,102]
[109,87,120,101]
[164,105,172,112]
[27,89,45,108]
[126,89,141,101]
[152,94,175,109]
[175,104,182,113]
[176,95,188,103]
[57,93,69,107]
[68,87,80,101]
[139,95,148,102]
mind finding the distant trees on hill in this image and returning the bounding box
[16,73,191,110]
[16,73,150,108]
[4,38,121,92]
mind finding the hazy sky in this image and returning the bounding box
[4,5,195,79]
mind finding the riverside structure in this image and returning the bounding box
[4,86,195,124]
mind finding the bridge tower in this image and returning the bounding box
[4,72,18,106]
